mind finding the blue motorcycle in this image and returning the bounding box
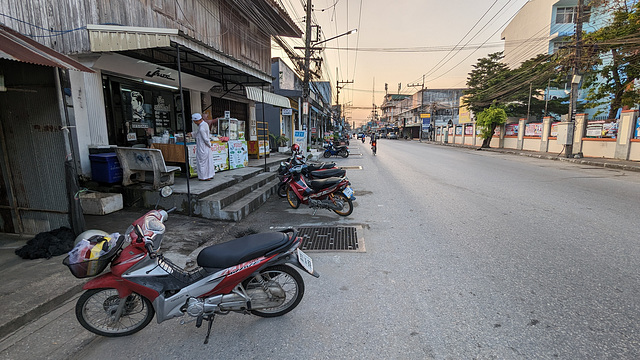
[323,142,349,158]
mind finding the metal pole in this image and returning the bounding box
[566,0,583,158]
[526,81,532,122]
[176,44,191,216]
[302,0,312,146]
[262,86,267,172]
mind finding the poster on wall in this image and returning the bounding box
[551,123,559,137]
[465,125,473,135]
[154,94,172,131]
[505,124,518,136]
[127,90,153,129]
[525,123,543,136]
[228,140,249,169]
[636,118,640,138]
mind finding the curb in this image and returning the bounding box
[0,283,84,340]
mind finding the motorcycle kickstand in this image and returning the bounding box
[203,315,216,344]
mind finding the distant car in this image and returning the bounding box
[357,133,365,139]
[388,133,398,139]
[379,133,387,139]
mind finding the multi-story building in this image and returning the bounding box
[500,0,611,118]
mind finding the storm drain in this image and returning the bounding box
[297,226,362,251]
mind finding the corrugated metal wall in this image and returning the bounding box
[0,60,69,234]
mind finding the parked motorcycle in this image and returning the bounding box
[323,142,349,158]
[276,155,342,198]
[286,165,354,216]
[63,187,318,344]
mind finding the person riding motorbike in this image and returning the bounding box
[370,134,377,155]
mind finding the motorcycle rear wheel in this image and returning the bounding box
[332,192,353,216]
[76,288,154,337]
[323,151,331,158]
[277,183,288,198]
[286,187,301,209]
[243,265,304,317]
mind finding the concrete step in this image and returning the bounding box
[217,178,279,221]
[195,172,278,221]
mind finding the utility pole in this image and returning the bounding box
[335,67,353,134]
[566,0,584,158]
[302,0,313,146]
[407,75,425,142]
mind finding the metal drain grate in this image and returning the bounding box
[297,226,360,251]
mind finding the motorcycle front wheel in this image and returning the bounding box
[76,288,155,337]
[339,149,349,158]
[277,182,288,198]
[286,187,301,209]
[332,192,353,216]
[243,265,304,317]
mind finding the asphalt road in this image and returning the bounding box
[64,140,640,358]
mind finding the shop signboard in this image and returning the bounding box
[294,130,307,154]
[228,140,248,169]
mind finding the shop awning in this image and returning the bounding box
[86,24,271,85]
[0,25,94,72]
[245,87,292,108]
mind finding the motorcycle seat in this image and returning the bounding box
[309,176,343,190]
[306,162,336,171]
[309,168,346,178]
[197,232,291,269]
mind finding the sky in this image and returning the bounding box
[274,0,531,127]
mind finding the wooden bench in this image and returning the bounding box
[115,147,180,189]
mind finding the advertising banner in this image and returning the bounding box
[211,141,229,171]
[228,140,248,169]
[294,130,307,154]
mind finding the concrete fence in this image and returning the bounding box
[434,110,640,161]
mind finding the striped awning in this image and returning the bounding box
[0,25,94,72]
[245,87,291,108]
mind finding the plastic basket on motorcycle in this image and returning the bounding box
[63,235,125,278]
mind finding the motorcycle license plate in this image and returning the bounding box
[343,186,354,198]
[297,249,314,274]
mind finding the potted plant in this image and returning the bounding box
[270,134,289,153]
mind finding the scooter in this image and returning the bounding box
[63,187,318,344]
[323,142,349,158]
[277,161,347,198]
[286,165,354,216]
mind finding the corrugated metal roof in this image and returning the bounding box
[0,24,94,72]
[246,86,292,108]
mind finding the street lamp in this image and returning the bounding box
[311,29,357,48]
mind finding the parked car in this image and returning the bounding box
[388,133,398,139]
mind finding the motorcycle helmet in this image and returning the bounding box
[291,143,300,153]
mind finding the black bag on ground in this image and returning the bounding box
[14,227,75,260]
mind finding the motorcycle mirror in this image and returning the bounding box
[155,186,173,209]
[160,186,173,198]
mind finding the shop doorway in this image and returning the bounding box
[102,76,190,146]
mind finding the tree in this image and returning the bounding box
[464,52,510,115]
[582,2,640,119]
[476,104,507,148]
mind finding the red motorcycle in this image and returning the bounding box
[63,188,318,344]
[285,165,354,216]
[276,155,343,198]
